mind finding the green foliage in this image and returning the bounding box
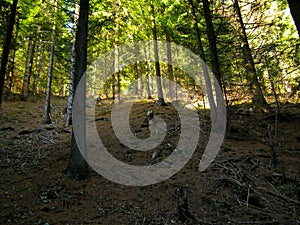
[0,0,298,102]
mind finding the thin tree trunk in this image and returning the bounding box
[151,0,166,106]
[233,0,268,111]
[8,16,20,93]
[0,0,18,106]
[67,0,89,180]
[43,19,56,124]
[33,32,44,95]
[144,44,153,99]
[111,73,116,100]
[114,48,121,103]
[113,0,120,103]
[134,43,143,97]
[65,1,79,127]
[116,70,121,102]
[28,40,36,92]
[202,0,222,87]
[188,0,206,61]
[166,33,175,100]
[21,34,34,101]
[188,0,217,118]
[265,57,280,114]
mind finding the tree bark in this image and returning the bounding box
[0,0,18,106]
[188,0,206,61]
[134,43,144,98]
[233,0,268,111]
[28,40,36,93]
[144,43,153,99]
[202,0,222,87]
[165,33,175,100]
[43,20,56,124]
[21,35,34,101]
[151,0,166,106]
[188,0,217,119]
[67,0,89,180]
[33,32,44,95]
[287,0,300,36]
[8,16,20,93]
[65,1,79,127]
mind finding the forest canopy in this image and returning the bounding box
[0,0,299,108]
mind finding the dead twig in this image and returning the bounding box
[257,187,300,204]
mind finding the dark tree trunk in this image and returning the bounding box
[114,48,121,103]
[28,40,36,93]
[287,0,300,36]
[233,0,268,111]
[202,0,222,87]
[8,16,20,93]
[188,0,206,61]
[33,33,44,95]
[165,33,175,99]
[21,35,34,101]
[67,0,89,180]
[151,0,166,106]
[188,0,217,119]
[111,73,116,100]
[113,0,121,103]
[144,43,153,99]
[0,0,18,106]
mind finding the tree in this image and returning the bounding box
[33,31,44,95]
[21,34,34,100]
[66,0,89,179]
[0,0,18,106]
[202,0,222,87]
[151,0,166,106]
[43,2,57,124]
[165,32,175,99]
[65,1,79,127]
[233,0,269,111]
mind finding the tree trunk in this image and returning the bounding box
[43,20,56,124]
[165,33,175,100]
[67,0,89,180]
[144,43,153,99]
[0,0,18,106]
[233,0,268,111]
[28,40,36,92]
[65,1,79,127]
[151,0,166,106]
[33,32,44,95]
[188,0,206,61]
[111,73,116,100]
[8,16,20,93]
[188,0,217,119]
[112,0,121,103]
[21,35,34,101]
[114,48,121,103]
[134,42,143,98]
[202,0,222,87]
[287,0,300,36]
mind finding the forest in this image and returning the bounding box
[0,0,300,224]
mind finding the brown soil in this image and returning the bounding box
[0,95,299,225]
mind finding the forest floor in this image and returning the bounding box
[0,94,300,225]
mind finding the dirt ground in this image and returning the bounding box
[0,94,299,225]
